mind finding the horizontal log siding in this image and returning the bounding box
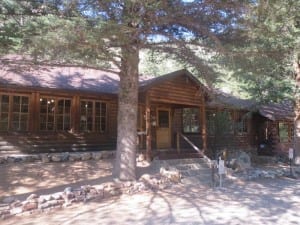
[108,100,118,137]
[148,76,203,106]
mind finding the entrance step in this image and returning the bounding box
[158,158,214,186]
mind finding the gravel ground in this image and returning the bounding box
[1,159,300,225]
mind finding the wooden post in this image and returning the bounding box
[201,96,207,151]
[145,94,152,161]
[176,132,180,153]
[30,92,40,132]
[71,95,80,132]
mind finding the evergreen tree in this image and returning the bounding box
[0,0,252,180]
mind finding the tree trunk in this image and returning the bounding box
[114,45,139,180]
[294,58,300,165]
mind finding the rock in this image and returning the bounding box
[22,201,38,211]
[81,152,91,161]
[101,151,115,159]
[26,193,39,202]
[39,195,53,202]
[63,188,75,201]
[92,152,103,160]
[38,200,62,209]
[10,200,22,208]
[41,154,50,163]
[10,207,23,215]
[69,153,81,161]
[64,187,73,193]
[160,167,181,183]
[51,154,62,162]
[52,192,63,200]
[61,152,69,161]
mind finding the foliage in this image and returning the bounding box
[217,0,300,103]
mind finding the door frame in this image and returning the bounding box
[156,107,171,149]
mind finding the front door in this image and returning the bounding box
[156,108,171,149]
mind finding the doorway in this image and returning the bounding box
[156,108,171,149]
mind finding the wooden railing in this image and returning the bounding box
[176,132,201,154]
[176,132,212,165]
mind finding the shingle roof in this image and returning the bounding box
[258,101,295,121]
[1,55,295,121]
[0,55,121,94]
[206,89,255,110]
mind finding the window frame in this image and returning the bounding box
[235,111,249,135]
[182,108,201,134]
[39,96,72,131]
[80,99,108,133]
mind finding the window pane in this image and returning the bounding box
[279,122,289,142]
[183,108,200,133]
[158,110,169,128]
[236,112,248,134]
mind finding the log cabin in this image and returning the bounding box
[0,55,293,159]
[255,101,295,156]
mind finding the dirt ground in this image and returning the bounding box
[1,160,300,225]
[2,177,300,225]
[0,159,116,201]
[0,159,156,201]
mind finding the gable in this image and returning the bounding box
[146,73,204,106]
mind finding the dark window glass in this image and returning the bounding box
[182,108,200,133]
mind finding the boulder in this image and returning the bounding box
[69,153,81,161]
[41,154,50,163]
[81,152,91,161]
[22,201,38,211]
[160,167,181,183]
[51,154,62,162]
[92,152,103,160]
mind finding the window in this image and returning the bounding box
[12,96,29,131]
[80,100,107,133]
[279,122,289,142]
[95,102,107,133]
[40,97,71,131]
[0,95,9,131]
[206,110,233,135]
[56,99,71,131]
[206,110,216,135]
[235,111,248,134]
[158,110,169,128]
[182,108,200,133]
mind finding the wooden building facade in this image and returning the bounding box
[2,55,290,158]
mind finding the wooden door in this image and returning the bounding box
[156,108,171,149]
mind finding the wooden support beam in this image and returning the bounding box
[176,132,180,153]
[71,95,80,132]
[201,96,207,151]
[145,94,152,161]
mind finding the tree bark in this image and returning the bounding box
[294,58,300,165]
[114,45,139,180]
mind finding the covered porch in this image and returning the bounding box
[137,70,208,160]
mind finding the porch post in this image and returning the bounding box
[29,92,40,132]
[71,95,80,132]
[201,96,207,151]
[145,93,152,161]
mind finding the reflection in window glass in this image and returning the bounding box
[0,95,9,131]
[12,96,29,131]
[182,108,200,133]
[158,110,169,128]
[279,122,289,142]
